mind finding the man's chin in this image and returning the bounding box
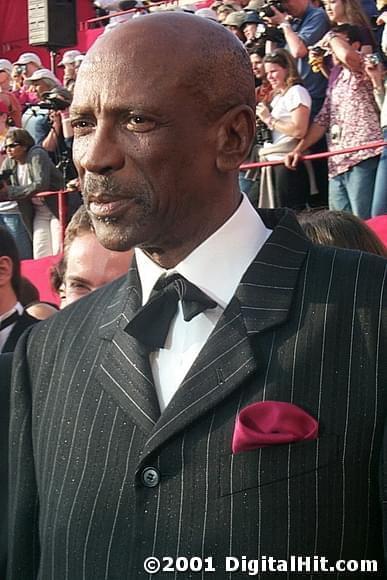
[92,220,136,252]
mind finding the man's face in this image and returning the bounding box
[64,233,133,306]
[71,36,222,257]
[243,23,258,40]
[64,62,76,78]
[250,54,265,79]
[282,0,308,18]
[24,62,37,79]
[31,79,50,98]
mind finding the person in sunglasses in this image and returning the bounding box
[0,128,64,258]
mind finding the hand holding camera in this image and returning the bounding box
[364,53,384,92]
[308,45,328,73]
[260,1,288,26]
[256,102,272,125]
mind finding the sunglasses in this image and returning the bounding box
[5,142,21,149]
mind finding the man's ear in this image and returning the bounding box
[0,256,13,287]
[215,105,256,173]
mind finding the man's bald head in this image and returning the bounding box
[71,12,256,267]
[83,13,255,120]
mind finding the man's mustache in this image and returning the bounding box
[82,174,127,200]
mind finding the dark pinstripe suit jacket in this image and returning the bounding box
[7,208,387,579]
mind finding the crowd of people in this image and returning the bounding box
[0,7,386,579]
[0,12,385,578]
[0,0,386,263]
[0,50,83,260]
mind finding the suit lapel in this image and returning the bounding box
[141,209,312,459]
[96,261,160,434]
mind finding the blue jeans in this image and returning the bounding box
[328,156,379,219]
[371,127,387,217]
[0,213,32,259]
[239,171,259,207]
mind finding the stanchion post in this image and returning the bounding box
[57,190,67,253]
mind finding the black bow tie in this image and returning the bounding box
[0,310,19,331]
[125,273,217,349]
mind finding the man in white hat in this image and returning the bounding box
[223,10,247,40]
[21,69,62,147]
[12,52,43,110]
[14,52,42,81]
[58,50,82,93]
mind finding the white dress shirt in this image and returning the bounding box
[0,302,23,353]
[135,195,272,411]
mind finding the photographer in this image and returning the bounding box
[21,69,61,147]
[263,0,330,115]
[0,128,64,258]
[285,25,382,219]
[40,87,77,183]
[58,50,82,94]
[12,53,42,110]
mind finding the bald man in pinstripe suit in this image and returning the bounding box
[7,13,387,580]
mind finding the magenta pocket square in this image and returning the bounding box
[232,400,318,454]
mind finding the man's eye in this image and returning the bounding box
[126,115,156,132]
[70,119,93,130]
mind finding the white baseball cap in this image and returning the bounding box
[14,52,42,66]
[0,59,13,75]
[24,68,60,85]
[58,50,82,66]
[74,54,86,67]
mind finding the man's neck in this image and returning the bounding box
[141,191,243,269]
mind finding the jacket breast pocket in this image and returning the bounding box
[219,435,339,497]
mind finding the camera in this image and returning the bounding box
[256,119,272,145]
[365,53,381,66]
[308,46,328,57]
[259,0,286,18]
[25,97,69,113]
[13,65,25,76]
[245,22,285,48]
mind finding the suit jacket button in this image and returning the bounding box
[141,467,160,488]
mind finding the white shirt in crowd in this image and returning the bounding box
[264,84,311,160]
[135,194,272,411]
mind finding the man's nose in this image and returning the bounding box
[77,128,125,176]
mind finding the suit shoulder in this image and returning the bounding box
[309,243,387,269]
[306,243,387,304]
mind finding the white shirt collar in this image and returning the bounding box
[135,195,272,308]
[0,301,23,324]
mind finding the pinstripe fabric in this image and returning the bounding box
[7,208,387,579]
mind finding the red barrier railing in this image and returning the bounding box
[240,140,386,169]
[32,138,387,251]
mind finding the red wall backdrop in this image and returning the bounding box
[0,0,97,70]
